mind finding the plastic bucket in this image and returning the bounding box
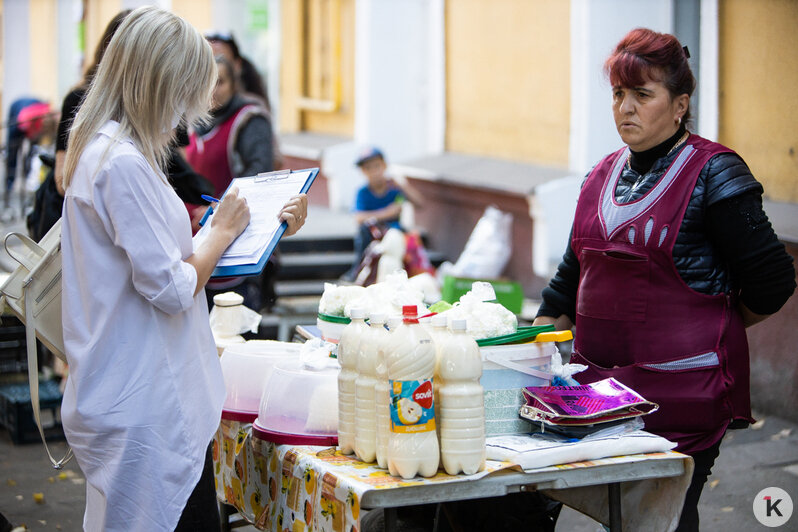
[479,341,554,436]
[317,313,350,344]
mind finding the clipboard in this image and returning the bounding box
[193,167,319,278]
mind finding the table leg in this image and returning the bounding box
[608,482,622,531]
[384,507,398,532]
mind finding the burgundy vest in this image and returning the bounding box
[570,134,753,453]
[186,105,257,196]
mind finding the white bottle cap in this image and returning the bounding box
[386,316,403,329]
[369,313,386,324]
[349,308,366,319]
[451,318,467,331]
[430,314,448,328]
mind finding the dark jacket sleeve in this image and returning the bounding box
[56,89,85,152]
[536,229,580,323]
[706,191,795,314]
[235,115,274,176]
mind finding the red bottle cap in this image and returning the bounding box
[402,305,418,324]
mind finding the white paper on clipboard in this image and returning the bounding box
[192,170,312,267]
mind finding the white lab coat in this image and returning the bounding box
[61,121,225,531]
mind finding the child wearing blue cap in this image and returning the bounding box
[342,146,423,281]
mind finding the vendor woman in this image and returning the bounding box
[533,28,795,531]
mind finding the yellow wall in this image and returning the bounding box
[172,0,213,35]
[719,0,798,202]
[29,0,58,106]
[280,0,355,136]
[445,0,570,167]
[83,0,122,74]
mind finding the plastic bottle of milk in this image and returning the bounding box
[375,316,402,469]
[385,306,440,478]
[354,313,387,463]
[337,308,367,455]
[428,314,451,444]
[438,318,486,475]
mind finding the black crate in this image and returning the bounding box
[0,315,28,374]
[0,379,65,444]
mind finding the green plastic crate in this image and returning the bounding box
[440,275,524,314]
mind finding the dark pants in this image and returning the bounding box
[174,443,220,532]
[675,438,723,532]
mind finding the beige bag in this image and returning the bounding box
[0,219,73,468]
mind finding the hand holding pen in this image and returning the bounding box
[202,190,249,237]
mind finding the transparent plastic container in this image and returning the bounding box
[219,340,301,418]
[254,359,340,445]
[317,313,350,344]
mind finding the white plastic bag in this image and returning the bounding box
[447,206,513,279]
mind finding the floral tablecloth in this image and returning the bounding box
[214,419,517,531]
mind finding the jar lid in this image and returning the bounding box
[213,292,244,307]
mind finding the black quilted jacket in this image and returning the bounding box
[538,144,795,322]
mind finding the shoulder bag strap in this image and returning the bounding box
[24,267,73,469]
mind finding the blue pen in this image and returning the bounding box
[198,195,221,227]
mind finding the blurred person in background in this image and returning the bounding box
[186,54,282,311]
[341,146,424,282]
[533,28,795,531]
[60,7,306,530]
[205,30,271,112]
[3,99,57,217]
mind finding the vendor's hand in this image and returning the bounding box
[279,193,308,236]
[211,188,250,241]
[533,314,574,331]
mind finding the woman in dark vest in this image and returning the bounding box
[186,55,281,312]
[534,28,795,531]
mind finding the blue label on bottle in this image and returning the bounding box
[389,378,436,433]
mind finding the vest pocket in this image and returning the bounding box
[577,247,649,322]
[572,351,730,435]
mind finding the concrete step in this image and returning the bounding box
[275,279,336,298]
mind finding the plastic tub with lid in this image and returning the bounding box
[316,312,350,344]
[478,330,573,435]
[254,358,340,445]
[219,340,301,420]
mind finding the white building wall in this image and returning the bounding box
[323,0,445,211]
[354,0,444,163]
[3,0,31,125]
[569,0,674,176]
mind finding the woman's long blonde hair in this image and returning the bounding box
[63,6,216,187]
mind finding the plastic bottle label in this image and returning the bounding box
[389,378,436,433]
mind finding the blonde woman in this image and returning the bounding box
[61,7,306,531]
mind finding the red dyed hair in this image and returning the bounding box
[605,28,695,121]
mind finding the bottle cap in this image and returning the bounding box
[430,314,448,327]
[387,316,403,329]
[349,308,365,319]
[451,318,467,331]
[369,313,386,324]
[402,305,418,317]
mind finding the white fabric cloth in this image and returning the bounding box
[61,121,226,531]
